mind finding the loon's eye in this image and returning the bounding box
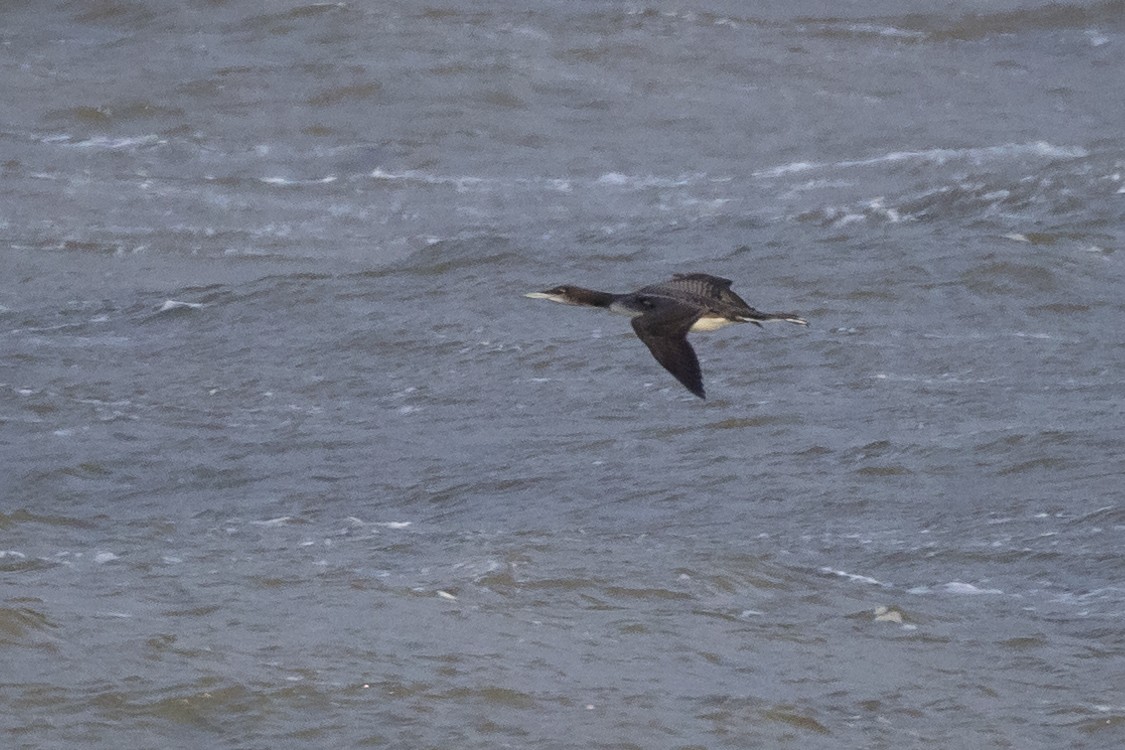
[638,296,655,308]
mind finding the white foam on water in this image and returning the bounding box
[820,567,885,586]
[250,516,293,527]
[47,134,166,150]
[344,517,412,530]
[834,23,927,40]
[755,142,1088,179]
[943,581,1004,595]
[157,300,203,313]
[259,175,337,186]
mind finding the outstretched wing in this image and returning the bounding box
[642,273,755,311]
[630,305,707,399]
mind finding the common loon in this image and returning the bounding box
[525,273,807,399]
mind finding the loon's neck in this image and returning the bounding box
[565,287,616,308]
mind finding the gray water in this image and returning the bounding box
[3,1,1124,748]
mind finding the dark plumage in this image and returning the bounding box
[525,273,807,399]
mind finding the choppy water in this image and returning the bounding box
[3,2,1124,748]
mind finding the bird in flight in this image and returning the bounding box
[525,273,807,399]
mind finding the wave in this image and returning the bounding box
[754,141,1089,179]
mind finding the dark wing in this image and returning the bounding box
[672,272,733,289]
[642,273,755,311]
[630,305,707,399]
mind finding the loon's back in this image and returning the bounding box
[636,273,754,316]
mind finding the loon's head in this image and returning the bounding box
[525,284,616,309]
[527,283,619,307]
[524,285,580,304]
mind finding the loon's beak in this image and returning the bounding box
[524,291,559,301]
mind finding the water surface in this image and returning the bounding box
[3,2,1124,748]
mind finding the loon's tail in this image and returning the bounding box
[739,311,808,327]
